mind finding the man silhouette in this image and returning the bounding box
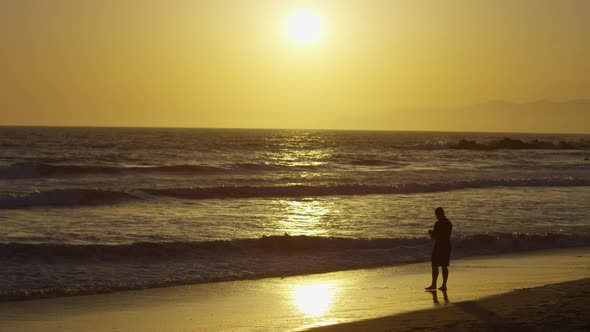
[426,207,452,291]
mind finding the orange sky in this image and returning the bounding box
[1,0,589,132]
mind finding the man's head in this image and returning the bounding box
[435,207,445,220]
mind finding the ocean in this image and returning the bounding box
[1,127,590,300]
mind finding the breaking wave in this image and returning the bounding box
[2,177,589,209]
[0,162,328,179]
[143,178,590,200]
[0,162,227,179]
[0,189,139,209]
[4,233,588,262]
[1,233,589,301]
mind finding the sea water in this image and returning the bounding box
[1,127,590,300]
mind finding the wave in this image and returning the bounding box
[233,162,324,172]
[0,162,227,179]
[1,233,589,301]
[0,162,327,179]
[347,158,407,167]
[143,178,590,200]
[1,177,589,209]
[4,233,588,262]
[0,189,139,209]
[0,236,427,262]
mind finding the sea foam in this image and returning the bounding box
[1,233,588,301]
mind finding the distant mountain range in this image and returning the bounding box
[451,99,590,133]
[465,99,590,113]
[346,99,590,134]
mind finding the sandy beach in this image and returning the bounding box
[311,277,590,332]
[1,247,589,332]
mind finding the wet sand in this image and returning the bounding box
[311,277,590,332]
[1,247,589,331]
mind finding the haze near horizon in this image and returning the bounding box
[1,0,589,133]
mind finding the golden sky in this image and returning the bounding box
[1,0,589,132]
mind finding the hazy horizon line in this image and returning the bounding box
[1,124,589,136]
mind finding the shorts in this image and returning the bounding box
[431,243,451,267]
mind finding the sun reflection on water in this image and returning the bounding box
[286,200,331,223]
[265,149,331,167]
[274,199,335,236]
[292,283,337,317]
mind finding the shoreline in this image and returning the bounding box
[4,238,590,303]
[1,247,589,331]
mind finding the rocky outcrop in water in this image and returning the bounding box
[449,138,585,150]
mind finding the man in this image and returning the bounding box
[426,207,452,291]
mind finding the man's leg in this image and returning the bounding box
[426,266,438,290]
[439,266,448,290]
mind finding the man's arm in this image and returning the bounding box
[428,222,438,239]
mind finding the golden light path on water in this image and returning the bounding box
[274,199,335,236]
[267,134,341,322]
[264,149,330,168]
[266,135,337,235]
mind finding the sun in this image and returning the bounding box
[285,9,324,44]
